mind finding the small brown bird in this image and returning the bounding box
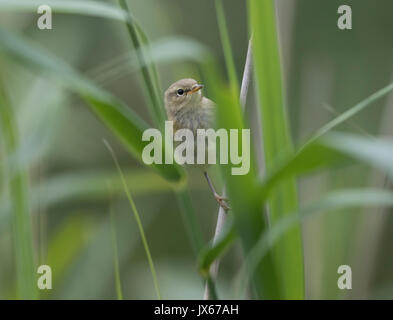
[164,78,229,210]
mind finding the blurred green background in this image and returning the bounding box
[0,0,393,299]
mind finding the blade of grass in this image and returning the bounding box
[205,277,219,300]
[261,132,393,201]
[117,0,166,128]
[199,217,236,276]
[249,0,304,299]
[308,82,393,145]
[109,205,124,300]
[104,139,161,300]
[0,78,37,299]
[214,0,239,92]
[236,188,393,298]
[260,142,346,199]
[133,24,163,98]
[0,138,3,196]
[321,132,393,174]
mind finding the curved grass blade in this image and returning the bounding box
[308,82,393,145]
[262,132,393,200]
[260,141,347,199]
[104,140,161,300]
[205,277,219,300]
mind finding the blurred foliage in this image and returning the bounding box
[0,0,393,300]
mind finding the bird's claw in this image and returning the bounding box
[214,193,230,211]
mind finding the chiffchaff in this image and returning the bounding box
[164,78,229,210]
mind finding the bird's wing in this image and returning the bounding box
[201,97,216,128]
[203,97,216,109]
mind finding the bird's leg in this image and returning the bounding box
[203,171,230,211]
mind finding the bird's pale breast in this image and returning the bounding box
[172,97,215,166]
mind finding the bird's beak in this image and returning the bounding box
[189,84,204,94]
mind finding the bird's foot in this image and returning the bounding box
[214,193,230,211]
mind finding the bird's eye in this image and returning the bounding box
[177,89,184,96]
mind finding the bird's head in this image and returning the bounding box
[164,78,204,114]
